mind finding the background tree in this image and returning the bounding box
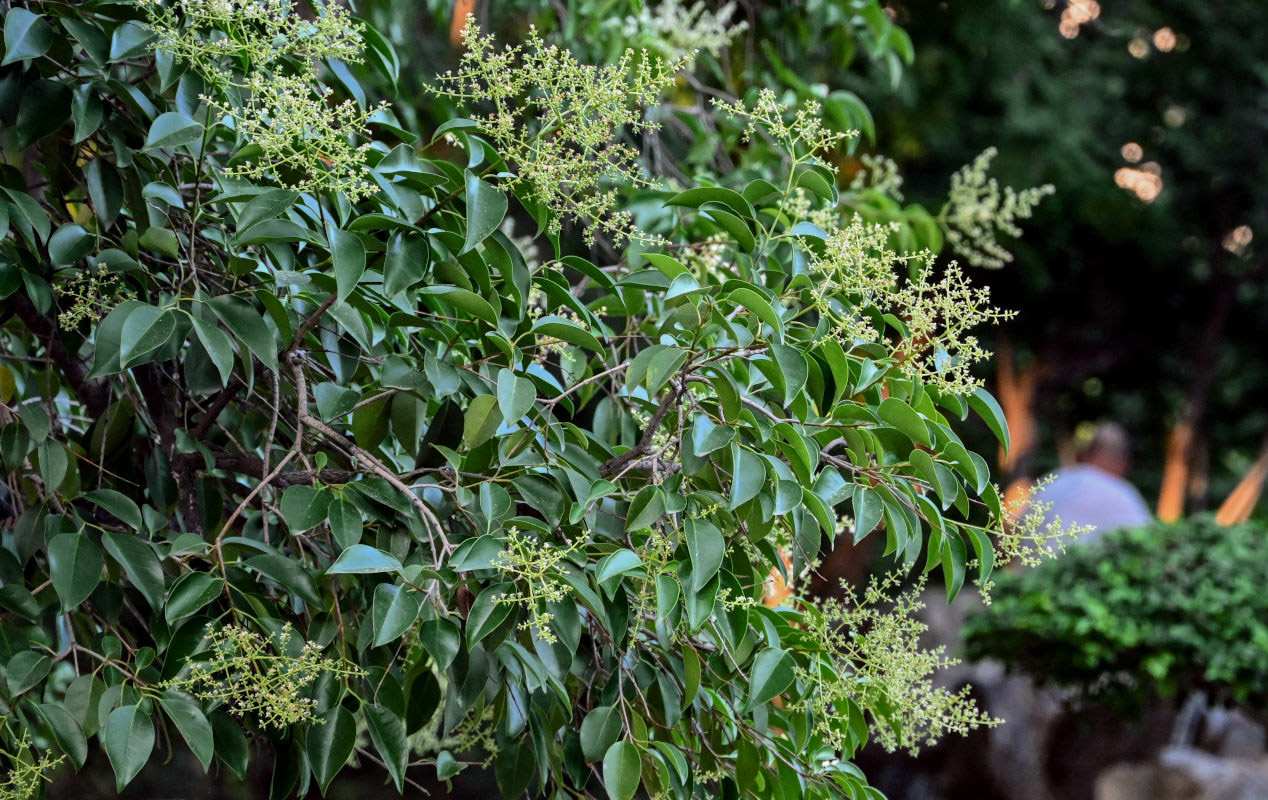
[0,1,1056,798]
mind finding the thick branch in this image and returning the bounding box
[11,295,110,417]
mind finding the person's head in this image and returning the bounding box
[1077,422,1132,477]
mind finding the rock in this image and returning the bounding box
[1095,746,1268,800]
[1200,709,1267,759]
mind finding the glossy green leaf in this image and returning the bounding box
[2,9,52,65]
[103,705,154,792]
[371,583,422,647]
[748,647,795,706]
[968,387,1011,457]
[101,531,165,610]
[462,169,507,253]
[207,294,278,373]
[729,444,766,509]
[279,485,331,533]
[364,704,408,792]
[190,317,235,386]
[684,517,724,592]
[418,285,498,325]
[120,305,176,370]
[163,572,221,624]
[48,533,103,612]
[330,228,366,304]
[463,394,501,449]
[497,368,535,424]
[602,740,642,800]
[247,554,322,605]
[49,224,93,267]
[878,396,932,447]
[306,706,355,794]
[143,111,203,151]
[383,231,428,296]
[326,544,402,575]
[6,650,50,696]
[159,692,214,772]
[37,702,88,769]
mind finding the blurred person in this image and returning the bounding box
[1035,421,1151,545]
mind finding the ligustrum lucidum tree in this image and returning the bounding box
[0,2,1054,798]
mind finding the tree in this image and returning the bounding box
[0,2,1048,798]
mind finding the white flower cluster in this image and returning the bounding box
[941,148,1055,268]
[142,0,381,200]
[166,623,361,728]
[433,19,689,246]
[612,0,747,60]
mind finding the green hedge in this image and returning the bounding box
[964,516,1268,713]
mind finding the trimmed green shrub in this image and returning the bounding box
[964,517,1268,713]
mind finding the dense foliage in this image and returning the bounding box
[964,517,1268,714]
[0,1,1051,798]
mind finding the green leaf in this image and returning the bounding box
[120,305,176,370]
[101,531,165,610]
[371,583,422,647]
[330,228,366,304]
[595,549,644,585]
[878,396,932,447]
[531,315,605,353]
[364,704,408,792]
[448,534,503,571]
[49,224,94,267]
[770,343,809,405]
[163,572,222,624]
[6,650,50,696]
[684,517,724,592]
[2,9,52,65]
[748,647,795,706]
[48,533,103,612]
[729,444,766,509]
[138,226,181,258]
[209,712,247,780]
[690,415,733,457]
[968,388,1010,457]
[580,706,623,762]
[247,554,322,606]
[306,706,355,795]
[37,702,88,769]
[327,497,364,550]
[159,692,213,772]
[235,189,297,233]
[82,489,143,531]
[279,485,331,533]
[664,186,755,219]
[143,111,203,151]
[496,368,535,424]
[465,586,511,647]
[602,740,642,800]
[462,170,508,253]
[207,294,277,373]
[103,704,154,792]
[852,487,884,542]
[326,544,402,575]
[109,20,154,61]
[726,287,782,339]
[383,231,428,296]
[418,284,499,325]
[463,394,501,449]
[190,316,235,386]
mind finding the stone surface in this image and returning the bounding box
[1095,747,1268,800]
